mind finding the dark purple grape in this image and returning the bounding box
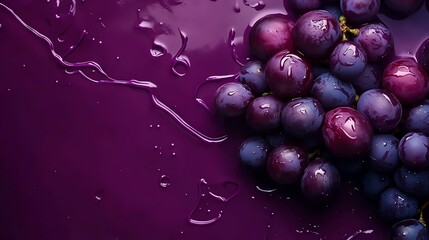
[300,158,341,203]
[378,187,418,222]
[265,51,313,100]
[389,219,428,240]
[239,136,270,169]
[403,102,429,135]
[384,0,425,18]
[246,95,283,132]
[289,0,322,14]
[353,23,394,63]
[398,132,429,170]
[340,0,380,24]
[238,61,268,95]
[323,5,342,20]
[311,73,357,110]
[249,14,295,62]
[281,97,325,139]
[214,82,254,118]
[382,58,429,105]
[356,89,402,132]
[329,41,367,80]
[293,10,341,59]
[267,144,309,185]
[394,166,429,198]
[416,38,429,74]
[362,170,392,200]
[351,64,382,94]
[323,107,373,158]
[368,134,400,172]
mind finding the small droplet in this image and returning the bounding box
[160,175,171,188]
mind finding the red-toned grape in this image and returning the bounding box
[340,0,380,24]
[322,107,373,158]
[353,23,394,63]
[382,58,429,105]
[265,51,313,100]
[249,14,295,62]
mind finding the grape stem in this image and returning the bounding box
[419,201,428,226]
[339,15,359,41]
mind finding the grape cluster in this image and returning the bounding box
[214,1,429,238]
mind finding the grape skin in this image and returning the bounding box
[329,41,367,80]
[353,23,394,63]
[214,82,254,118]
[368,134,400,172]
[239,136,270,169]
[239,61,268,96]
[378,187,418,223]
[398,132,429,170]
[311,73,356,110]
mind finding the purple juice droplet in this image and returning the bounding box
[160,175,171,188]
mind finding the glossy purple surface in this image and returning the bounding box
[0,0,428,239]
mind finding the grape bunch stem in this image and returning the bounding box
[339,16,360,41]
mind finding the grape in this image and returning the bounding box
[289,0,322,14]
[246,95,283,132]
[353,23,394,63]
[329,41,367,81]
[351,64,382,94]
[265,51,313,100]
[281,97,325,139]
[362,170,392,200]
[249,14,295,62]
[403,102,429,135]
[398,132,429,170]
[300,158,341,203]
[378,187,418,222]
[340,0,380,24]
[266,144,309,185]
[394,166,429,198]
[239,136,270,169]
[323,107,373,158]
[384,0,425,18]
[239,61,268,95]
[368,134,400,172]
[382,58,429,105]
[323,5,342,20]
[389,219,428,240]
[416,38,429,74]
[214,82,254,118]
[311,73,357,110]
[356,89,402,132]
[293,10,341,59]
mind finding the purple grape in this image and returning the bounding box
[293,10,341,59]
[382,58,429,105]
[389,219,428,240]
[281,97,325,139]
[353,23,394,63]
[239,61,268,95]
[384,0,425,18]
[378,187,418,222]
[403,102,429,135]
[416,38,429,74]
[265,51,313,100]
[289,0,322,14]
[351,64,382,94]
[398,132,429,170]
[246,95,283,132]
[311,73,357,110]
[362,170,392,200]
[214,82,254,118]
[329,41,368,80]
[368,134,400,172]
[356,89,402,132]
[239,136,270,169]
[394,166,429,198]
[323,107,373,158]
[340,0,380,24]
[249,14,295,62]
[323,5,342,20]
[267,144,309,185]
[300,158,341,203]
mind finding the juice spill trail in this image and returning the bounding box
[189,179,239,225]
[0,2,226,143]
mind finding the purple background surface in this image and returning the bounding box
[0,0,428,239]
